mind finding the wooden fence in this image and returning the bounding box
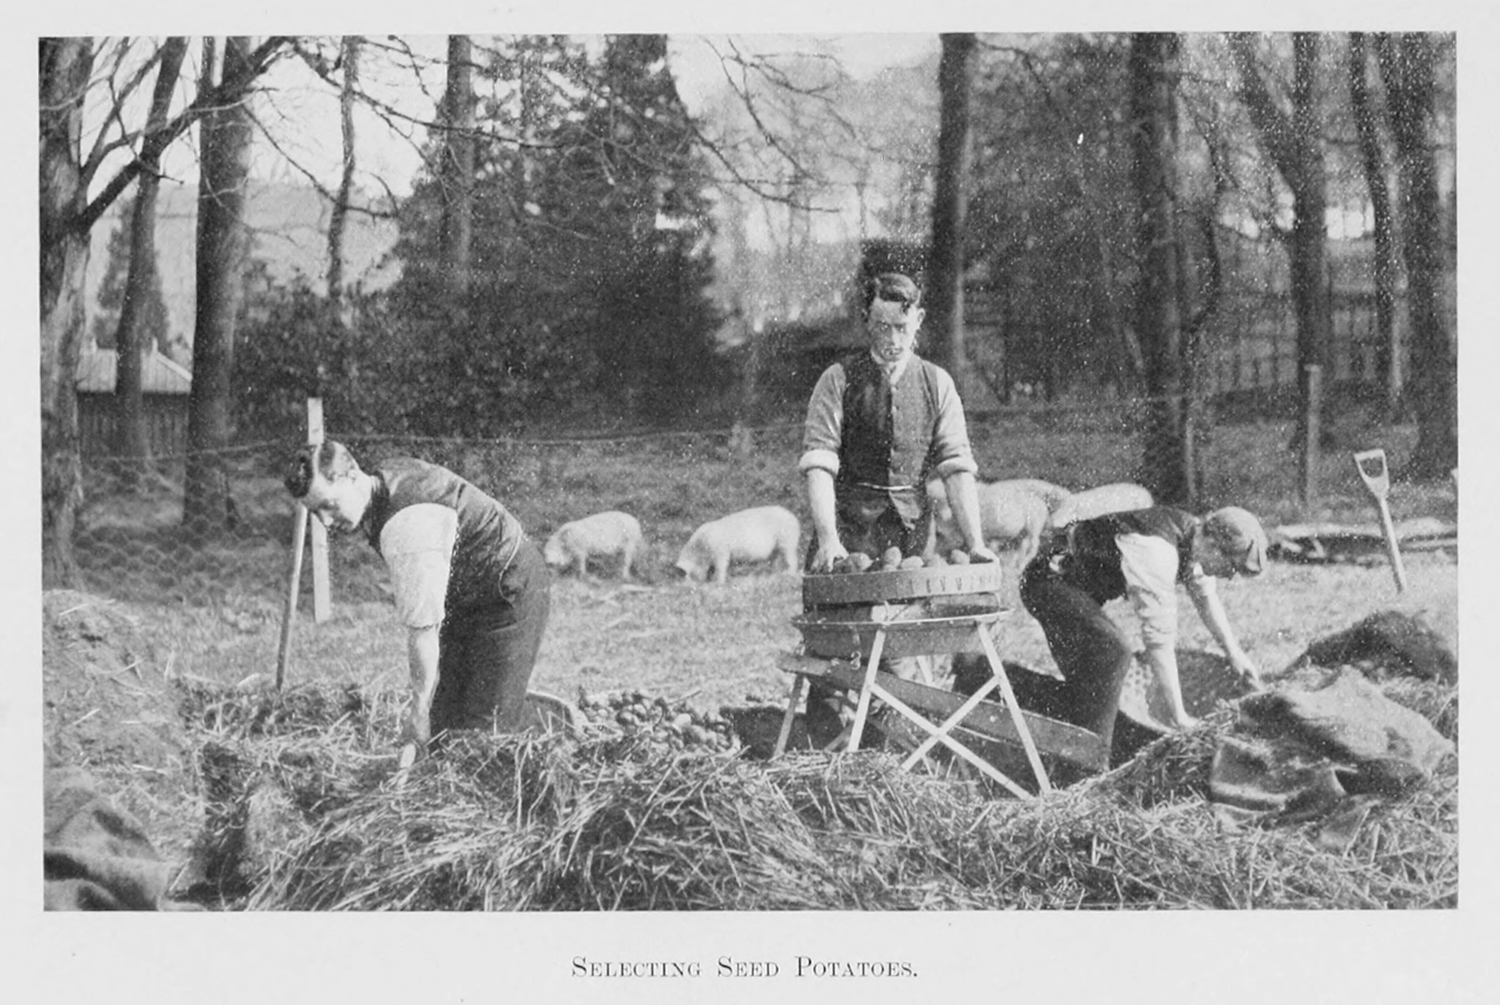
[78,393,189,458]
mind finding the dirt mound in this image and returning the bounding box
[43,590,188,772]
[1302,610,1457,683]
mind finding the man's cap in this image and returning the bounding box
[1202,506,1268,575]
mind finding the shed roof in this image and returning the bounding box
[76,347,192,395]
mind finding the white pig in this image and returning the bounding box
[927,478,1055,568]
[674,506,801,584]
[542,510,643,579]
[1049,482,1154,528]
[1004,478,1074,519]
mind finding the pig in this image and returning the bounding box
[926,478,1054,569]
[542,510,643,579]
[674,505,801,584]
[1049,482,1154,528]
[1004,478,1074,521]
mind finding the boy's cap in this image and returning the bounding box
[1203,506,1268,575]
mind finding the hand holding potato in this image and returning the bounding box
[968,545,1001,564]
[811,538,849,573]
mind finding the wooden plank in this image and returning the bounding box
[773,673,806,758]
[803,563,1003,605]
[307,398,331,622]
[275,504,310,690]
[899,673,1001,769]
[980,625,1053,793]
[846,625,886,753]
[782,654,1107,771]
[869,681,1035,799]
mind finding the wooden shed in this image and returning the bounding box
[76,347,192,457]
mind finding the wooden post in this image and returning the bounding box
[274,398,330,690]
[306,399,330,622]
[275,505,309,690]
[1300,364,1322,504]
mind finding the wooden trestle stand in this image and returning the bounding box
[774,562,1108,799]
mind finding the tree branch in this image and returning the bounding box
[78,35,295,231]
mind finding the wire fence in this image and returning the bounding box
[68,394,1254,597]
[65,390,1403,685]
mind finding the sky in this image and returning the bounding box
[231,33,941,200]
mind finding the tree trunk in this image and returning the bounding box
[440,35,475,301]
[1229,32,1334,452]
[1378,33,1457,479]
[40,38,97,587]
[114,37,187,467]
[184,36,255,534]
[1289,35,1333,448]
[1348,32,1402,413]
[926,33,977,396]
[327,35,359,310]
[724,191,763,421]
[1130,33,1194,507]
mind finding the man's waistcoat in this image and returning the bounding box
[363,458,525,613]
[1059,506,1200,604]
[836,352,942,520]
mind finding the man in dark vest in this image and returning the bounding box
[966,504,1268,756]
[798,272,996,740]
[800,272,995,571]
[284,441,552,766]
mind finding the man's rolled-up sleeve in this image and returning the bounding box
[799,364,845,476]
[379,504,459,629]
[1116,533,1180,649]
[929,369,978,478]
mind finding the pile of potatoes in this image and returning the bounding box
[574,689,737,752]
[825,547,973,574]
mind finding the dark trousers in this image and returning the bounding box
[429,539,552,735]
[1014,559,1135,751]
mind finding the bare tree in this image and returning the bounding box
[1228,32,1333,450]
[184,37,258,532]
[926,33,978,397]
[112,37,188,471]
[1376,32,1456,479]
[326,35,361,310]
[40,35,291,583]
[440,35,475,301]
[40,38,97,586]
[1348,32,1402,413]
[1131,32,1196,506]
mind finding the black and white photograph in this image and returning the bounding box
[14,1,1495,1001]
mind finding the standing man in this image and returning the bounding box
[984,504,1268,756]
[284,441,551,765]
[798,272,996,741]
[800,272,996,571]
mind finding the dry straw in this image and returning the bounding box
[180,680,1455,911]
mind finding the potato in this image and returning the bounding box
[849,552,874,572]
[881,546,903,569]
[948,549,971,565]
[898,555,925,570]
[925,552,949,567]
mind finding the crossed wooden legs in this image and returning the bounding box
[774,620,1053,798]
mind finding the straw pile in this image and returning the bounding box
[178,678,1456,911]
[179,681,408,898]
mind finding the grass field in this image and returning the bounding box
[49,414,1459,910]
[116,415,1457,714]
